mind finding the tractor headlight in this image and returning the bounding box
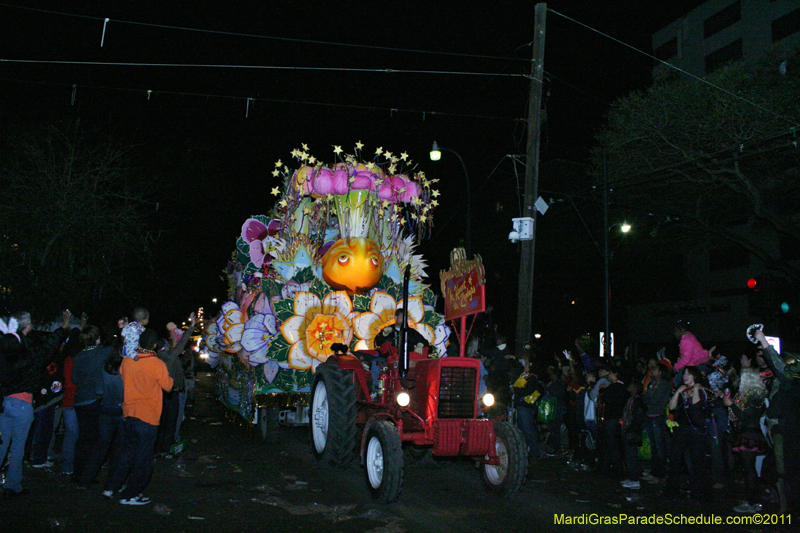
[396,391,411,407]
[482,393,495,407]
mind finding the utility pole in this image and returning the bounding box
[514,3,546,360]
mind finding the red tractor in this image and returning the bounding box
[309,268,528,503]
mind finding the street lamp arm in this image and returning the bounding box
[430,142,471,255]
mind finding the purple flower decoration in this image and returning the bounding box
[241,218,279,269]
[241,313,278,366]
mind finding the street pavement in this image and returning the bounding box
[0,370,790,532]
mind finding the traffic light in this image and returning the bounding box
[747,276,767,316]
[748,275,795,317]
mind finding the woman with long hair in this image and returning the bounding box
[725,361,769,513]
[666,366,712,502]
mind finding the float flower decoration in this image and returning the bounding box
[216,301,247,354]
[273,143,439,255]
[352,292,439,355]
[240,313,278,366]
[217,144,451,402]
[277,290,356,372]
[236,216,281,275]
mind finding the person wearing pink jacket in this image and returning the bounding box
[673,321,709,371]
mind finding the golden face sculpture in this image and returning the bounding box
[321,237,384,294]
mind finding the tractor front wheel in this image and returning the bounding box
[364,421,404,503]
[310,361,356,469]
[480,421,528,497]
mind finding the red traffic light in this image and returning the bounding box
[747,278,758,290]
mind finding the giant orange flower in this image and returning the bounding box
[279,291,355,371]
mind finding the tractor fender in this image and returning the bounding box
[360,414,400,463]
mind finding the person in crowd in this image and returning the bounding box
[59,331,84,476]
[71,325,113,483]
[666,365,712,503]
[512,355,543,459]
[544,364,567,455]
[0,310,71,497]
[104,328,174,505]
[723,365,769,513]
[598,368,629,476]
[176,339,196,443]
[620,381,646,489]
[563,359,585,459]
[749,325,800,515]
[641,362,672,483]
[572,370,599,469]
[485,336,517,390]
[155,314,196,456]
[119,307,150,361]
[672,321,711,387]
[79,347,125,490]
[706,351,732,490]
[28,325,75,469]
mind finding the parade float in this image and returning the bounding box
[205,143,451,434]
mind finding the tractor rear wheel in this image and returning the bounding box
[310,361,356,469]
[364,421,404,503]
[480,421,528,497]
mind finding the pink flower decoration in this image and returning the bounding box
[332,168,349,195]
[351,170,375,191]
[241,218,279,269]
[311,168,334,195]
[398,180,420,203]
[376,180,396,201]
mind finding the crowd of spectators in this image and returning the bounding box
[476,320,800,516]
[0,307,196,506]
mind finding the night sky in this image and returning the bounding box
[1,1,706,345]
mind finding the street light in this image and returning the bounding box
[603,221,631,357]
[430,141,471,255]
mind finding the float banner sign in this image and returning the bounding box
[440,248,486,321]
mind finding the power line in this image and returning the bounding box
[0,75,523,122]
[0,2,531,64]
[0,58,528,78]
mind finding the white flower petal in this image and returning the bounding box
[288,340,312,370]
[370,292,397,315]
[353,312,381,341]
[280,315,307,344]
[323,291,353,316]
[405,297,425,323]
[293,291,321,317]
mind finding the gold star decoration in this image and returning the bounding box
[375,147,383,155]
[400,152,409,161]
[388,164,397,174]
[302,143,309,151]
[271,187,281,196]
[278,199,288,207]
[291,149,301,159]
[411,213,418,220]
[431,190,440,197]
[300,152,309,161]
[284,165,289,173]
[333,145,343,155]
[384,151,393,159]
[356,141,364,150]
[271,169,280,177]
[367,162,377,171]
[431,199,439,207]
[308,156,317,164]
[381,201,390,208]
[420,215,427,223]
[326,194,333,200]
[274,159,282,167]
